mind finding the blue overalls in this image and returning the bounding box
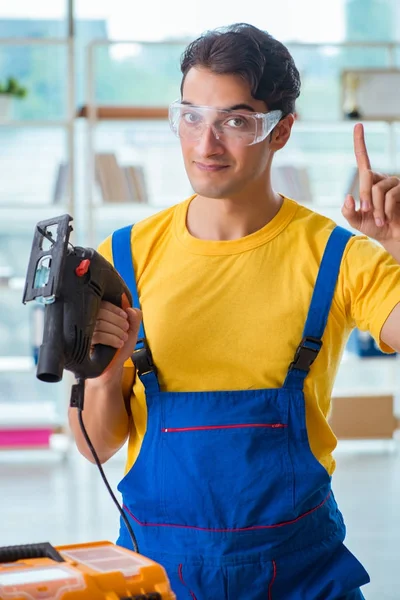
[112,225,370,600]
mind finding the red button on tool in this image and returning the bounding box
[75,259,91,277]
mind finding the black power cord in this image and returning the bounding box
[71,379,139,553]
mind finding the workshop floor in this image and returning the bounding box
[0,438,398,600]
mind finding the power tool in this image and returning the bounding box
[22,213,132,383]
[9,214,176,600]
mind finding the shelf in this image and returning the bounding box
[0,401,63,428]
[0,356,34,373]
[332,386,398,397]
[0,204,68,210]
[0,120,71,128]
[76,107,400,127]
[0,205,70,235]
[293,120,398,129]
[0,277,25,291]
[94,202,171,223]
[77,105,168,120]
[0,37,72,46]
[0,432,71,460]
[333,352,400,400]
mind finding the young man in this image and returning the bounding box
[69,23,400,599]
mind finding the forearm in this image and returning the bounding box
[68,367,130,464]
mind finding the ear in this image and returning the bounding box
[269,113,295,151]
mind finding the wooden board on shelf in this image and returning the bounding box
[77,105,169,120]
[329,394,398,439]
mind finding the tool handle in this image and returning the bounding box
[67,251,133,379]
[88,291,131,376]
[0,542,64,563]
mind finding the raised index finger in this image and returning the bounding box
[353,123,371,172]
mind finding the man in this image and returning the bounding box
[69,23,400,599]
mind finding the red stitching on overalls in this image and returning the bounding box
[162,423,287,432]
[178,563,198,600]
[268,560,277,599]
[123,491,331,532]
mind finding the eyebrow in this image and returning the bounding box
[181,100,257,113]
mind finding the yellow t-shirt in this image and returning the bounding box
[98,195,400,476]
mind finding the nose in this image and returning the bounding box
[195,124,224,157]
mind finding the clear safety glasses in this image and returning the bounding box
[169,101,282,146]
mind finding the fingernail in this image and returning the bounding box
[118,339,124,347]
[361,201,369,211]
[375,218,383,227]
[120,310,128,318]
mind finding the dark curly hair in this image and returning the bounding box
[180,23,301,116]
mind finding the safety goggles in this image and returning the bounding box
[169,100,282,146]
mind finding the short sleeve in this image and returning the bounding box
[97,235,113,264]
[339,235,400,353]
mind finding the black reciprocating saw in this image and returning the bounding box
[22,214,132,387]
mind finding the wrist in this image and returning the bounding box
[85,364,124,391]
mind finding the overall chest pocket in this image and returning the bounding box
[160,390,295,530]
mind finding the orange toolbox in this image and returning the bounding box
[0,541,176,599]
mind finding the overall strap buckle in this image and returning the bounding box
[132,339,157,377]
[289,336,323,373]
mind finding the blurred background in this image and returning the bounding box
[0,1,399,598]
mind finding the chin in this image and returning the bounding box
[190,180,236,200]
[192,188,224,199]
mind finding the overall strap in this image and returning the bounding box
[283,226,353,390]
[111,225,160,394]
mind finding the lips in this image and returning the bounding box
[195,162,229,172]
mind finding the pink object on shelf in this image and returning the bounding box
[0,428,52,448]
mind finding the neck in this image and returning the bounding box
[186,185,283,241]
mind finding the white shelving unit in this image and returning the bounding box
[0,1,76,446]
